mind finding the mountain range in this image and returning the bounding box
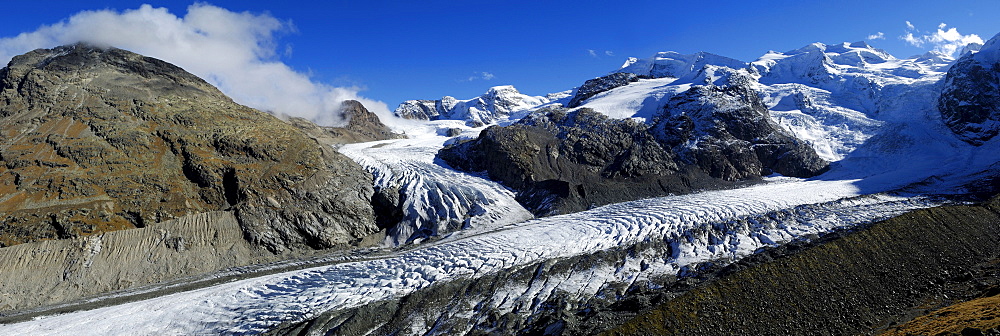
[0,32,999,335]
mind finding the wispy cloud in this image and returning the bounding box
[0,4,393,126]
[867,32,884,40]
[464,71,495,82]
[588,49,615,58]
[899,21,983,57]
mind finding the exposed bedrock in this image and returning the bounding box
[0,44,379,253]
[0,45,388,312]
[939,32,1000,145]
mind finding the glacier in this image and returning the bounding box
[338,120,534,246]
[0,175,954,335]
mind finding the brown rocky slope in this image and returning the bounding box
[0,44,378,252]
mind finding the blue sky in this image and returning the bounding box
[2,1,998,119]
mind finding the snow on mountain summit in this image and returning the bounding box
[751,41,952,85]
[571,40,961,162]
[394,85,553,127]
[617,51,747,79]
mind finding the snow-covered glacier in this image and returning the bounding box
[0,172,953,335]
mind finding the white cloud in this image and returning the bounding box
[867,32,884,40]
[0,4,392,126]
[464,71,494,82]
[899,21,983,57]
[902,32,923,47]
[604,50,614,56]
[587,49,597,57]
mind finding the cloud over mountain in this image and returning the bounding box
[900,22,983,57]
[0,4,391,126]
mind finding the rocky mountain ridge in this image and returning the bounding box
[940,32,1000,144]
[0,44,378,252]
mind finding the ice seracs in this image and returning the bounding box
[339,122,535,246]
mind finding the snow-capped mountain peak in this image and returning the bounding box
[394,85,552,126]
[572,39,966,162]
[958,42,984,58]
[971,32,1000,62]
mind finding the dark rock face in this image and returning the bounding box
[392,99,440,121]
[939,37,1000,144]
[0,44,377,252]
[440,107,709,216]
[568,73,640,107]
[654,82,829,180]
[328,100,403,143]
[440,80,828,215]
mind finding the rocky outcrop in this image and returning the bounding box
[440,107,710,215]
[288,100,403,145]
[440,78,828,215]
[604,196,1000,336]
[394,99,441,121]
[568,73,640,107]
[654,79,829,180]
[0,44,378,252]
[939,33,1000,145]
[394,85,549,127]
